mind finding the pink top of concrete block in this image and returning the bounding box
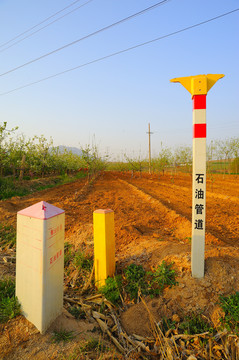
[94,209,113,214]
[18,201,64,220]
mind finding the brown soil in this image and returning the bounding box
[0,171,239,358]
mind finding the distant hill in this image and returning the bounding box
[53,146,82,155]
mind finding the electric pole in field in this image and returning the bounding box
[147,123,153,174]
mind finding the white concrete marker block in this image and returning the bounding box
[16,201,65,334]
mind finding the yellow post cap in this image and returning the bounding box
[170,74,224,96]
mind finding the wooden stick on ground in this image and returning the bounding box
[95,318,126,354]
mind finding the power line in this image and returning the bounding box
[0,0,95,54]
[0,0,84,49]
[0,8,238,97]
[0,0,171,77]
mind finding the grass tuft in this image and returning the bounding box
[73,250,93,272]
[51,329,75,343]
[0,224,16,248]
[80,338,107,353]
[219,292,239,333]
[64,242,73,267]
[161,316,177,334]
[68,305,86,320]
[0,278,15,298]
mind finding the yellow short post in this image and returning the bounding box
[93,209,115,288]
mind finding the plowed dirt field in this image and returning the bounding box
[0,171,239,359]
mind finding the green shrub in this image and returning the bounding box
[124,263,148,300]
[0,278,15,299]
[98,262,178,305]
[147,261,178,295]
[99,276,122,305]
[219,292,239,333]
[0,297,21,322]
[0,278,21,323]
[179,313,212,335]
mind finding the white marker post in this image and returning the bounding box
[170,74,224,278]
[16,201,65,334]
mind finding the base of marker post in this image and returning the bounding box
[191,235,205,278]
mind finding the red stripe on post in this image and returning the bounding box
[193,123,206,138]
[193,95,206,109]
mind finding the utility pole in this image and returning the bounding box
[211,140,213,173]
[147,123,153,174]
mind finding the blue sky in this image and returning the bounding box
[0,0,238,160]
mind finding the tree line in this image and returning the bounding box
[0,122,106,179]
[1,122,238,179]
[111,137,239,175]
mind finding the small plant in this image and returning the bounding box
[68,305,86,319]
[0,224,16,248]
[80,338,107,353]
[148,261,178,295]
[0,278,15,298]
[98,262,179,306]
[0,297,21,322]
[161,317,176,334]
[51,329,75,343]
[179,313,212,335]
[124,263,148,300]
[64,242,73,267]
[59,338,108,360]
[99,276,122,305]
[73,250,93,272]
[219,292,239,333]
[0,278,21,323]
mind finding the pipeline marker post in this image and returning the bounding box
[170,74,224,278]
[16,201,65,334]
[93,209,115,288]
